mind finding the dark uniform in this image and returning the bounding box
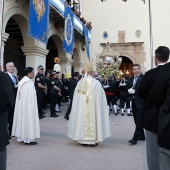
[119,78,130,115]
[35,71,46,119]
[50,77,60,117]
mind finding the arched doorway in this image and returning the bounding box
[72,48,80,75]
[119,56,133,77]
[4,17,25,79]
[46,37,58,71]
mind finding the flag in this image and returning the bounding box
[83,25,90,59]
[63,5,74,55]
[28,0,50,44]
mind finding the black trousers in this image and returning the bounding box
[65,98,73,118]
[8,106,14,136]
[132,100,145,140]
[50,93,58,115]
[120,92,130,108]
[36,90,45,117]
[106,95,116,105]
[0,146,7,170]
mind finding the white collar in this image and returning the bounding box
[157,63,166,67]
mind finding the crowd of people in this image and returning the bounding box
[1,45,170,170]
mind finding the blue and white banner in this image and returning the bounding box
[28,0,50,44]
[83,25,90,59]
[63,6,74,55]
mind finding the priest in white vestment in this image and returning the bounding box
[67,61,111,146]
[12,67,40,145]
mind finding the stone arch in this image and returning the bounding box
[48,29,66,59]
[72,47,81,72]
[3,5,35,46]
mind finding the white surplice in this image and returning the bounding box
[12,76,40,142]
[67,75,111,144]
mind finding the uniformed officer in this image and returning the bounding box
[50,71,61,118]
[35,65,47,119]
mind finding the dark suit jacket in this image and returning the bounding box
[0,71,14,147]
[138,65,164,133]
[5,73,17,100]
[68,77,78,100]
[127,74,145,109]
[150,62,170,150]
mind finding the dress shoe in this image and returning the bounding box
[42,115,46,118]
[110,109,113,111]
[115,113,118,116]
[39,116,43,119]
[51,114,59,118]
[128,139,137,145]
[137,136,145,141]
[25,141,37,145]
[81,144,88,147]
[121,113,124,116]
[55,110,62,113]
[127,113,133,116]
[64,116,69,120]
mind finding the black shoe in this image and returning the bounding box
[64,116,69,120]
[39,116,43,119]
[115,113,118,116]
[59,104,63,106]
[110,109,113,111]
[81,144,88,147]
[51,114,59,118]
[43,108,47,110]
[127,113,133,116]
[56,110,62,113]
[9,136,11,140]
[121,114,124,116]
[128,139,137,145]
[42,115,46,118]
[25,141,37,145]
[137,136,145,141]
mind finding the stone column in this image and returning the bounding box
[59,58,73,74]
[21,46,49,73]
[72,62,82,73]
[0,33,9,71]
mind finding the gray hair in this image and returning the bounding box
[6,62,14,69]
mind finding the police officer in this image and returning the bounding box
[35,65,47,119]
[50,71,61,118]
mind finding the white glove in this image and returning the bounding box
[128,87,135,94]
[103,85,110,89]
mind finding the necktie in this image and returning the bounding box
[12,75,16,85]
[133,76,138,88]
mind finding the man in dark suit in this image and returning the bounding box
[138,46,169,170]
[0,70,14,170]
[127,64,145,145]
[150,62,170,169]
[64,72,80,120]
[5,62,18,139]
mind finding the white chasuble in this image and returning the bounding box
[67,75,111,144]
[12,76,40,141]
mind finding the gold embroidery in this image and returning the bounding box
[86,97,90,103]
[77,89,81,93]
[82,91,86,94]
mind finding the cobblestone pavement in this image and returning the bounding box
[7,102,148,170]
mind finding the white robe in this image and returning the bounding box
[12,76,40,141]
[67,75,111,144]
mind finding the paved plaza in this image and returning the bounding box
[7,102,148,170]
